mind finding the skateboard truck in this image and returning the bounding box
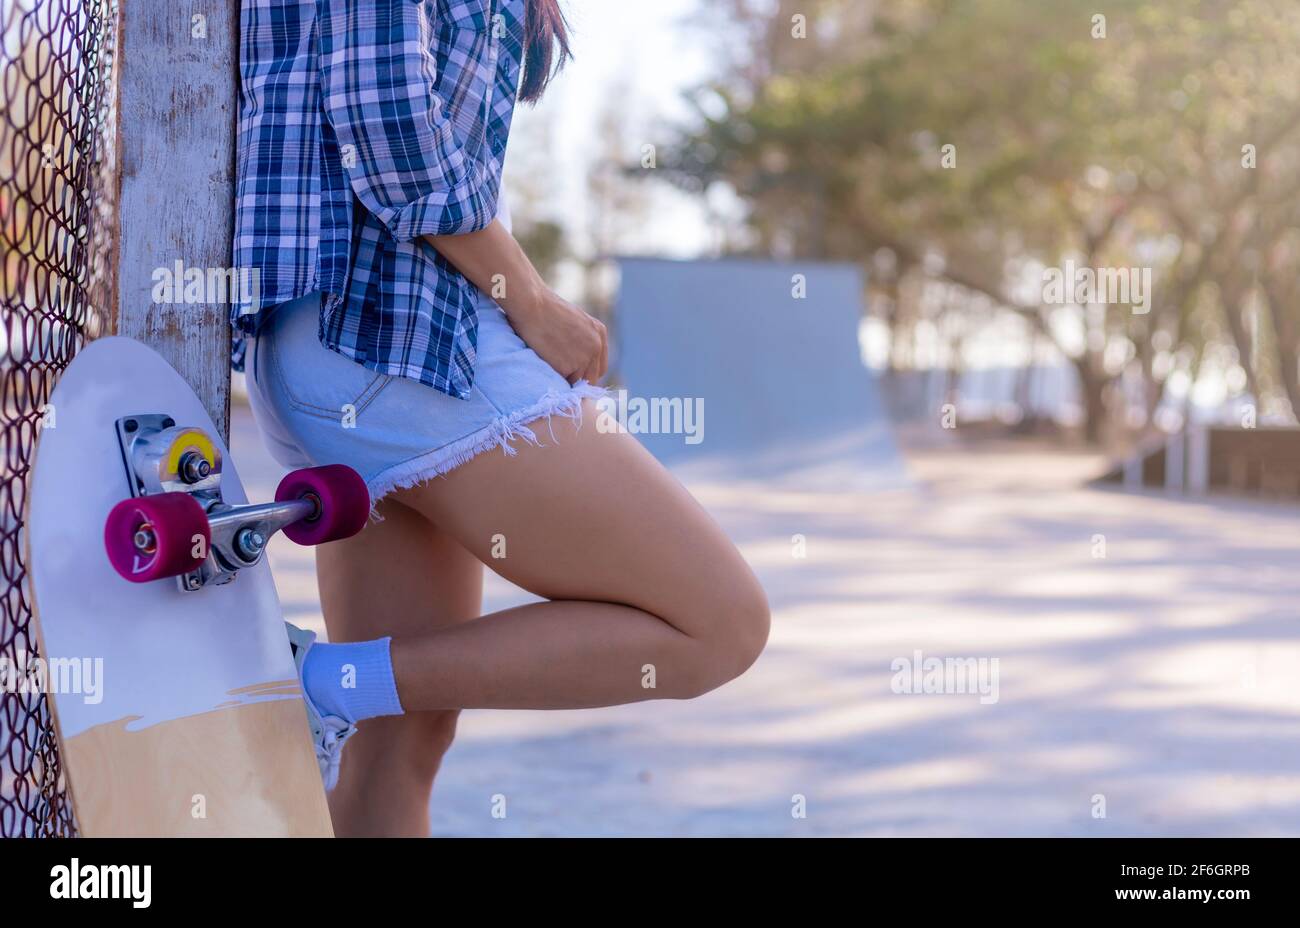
[105,415,369,591]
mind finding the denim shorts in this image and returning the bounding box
[244,292,605,503]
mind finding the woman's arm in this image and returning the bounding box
[318,1,603,384]
[426,223,608,386]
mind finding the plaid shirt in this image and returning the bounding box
[233,0,526,399]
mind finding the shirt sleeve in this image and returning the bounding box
[318,0,498,240]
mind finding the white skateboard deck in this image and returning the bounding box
[27,337,332,836]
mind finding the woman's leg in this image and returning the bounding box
[389,400,770,710]
[314,498,483,837]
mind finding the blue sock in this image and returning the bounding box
[301,637,404,723]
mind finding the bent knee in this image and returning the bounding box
[676,574,770,698]
[728,575,771,673]
[375,709,461,774]
[412,708,461,753]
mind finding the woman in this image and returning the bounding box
[234,0,769,837]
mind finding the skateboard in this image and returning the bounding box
[26,336,369,836]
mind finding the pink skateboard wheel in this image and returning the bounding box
[275,464,370,546]
[104,492,211,583]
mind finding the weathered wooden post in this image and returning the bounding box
[113,4,238,438]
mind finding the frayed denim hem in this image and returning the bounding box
[364,382,609,514]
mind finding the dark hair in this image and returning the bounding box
[519,0,572,103]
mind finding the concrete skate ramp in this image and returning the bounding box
[614,258,908,492]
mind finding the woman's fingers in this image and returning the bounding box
[506,287,607,385]
[596,320,609,381]
[578,319,606,385]
[582,321,608,385]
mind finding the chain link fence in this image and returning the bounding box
[1,0,119,838]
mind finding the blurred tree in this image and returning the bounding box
[505,114,570,283]
[513,216,568,284]
[665,0,1300,443]
[582,83,652,324]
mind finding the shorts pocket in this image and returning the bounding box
[262,309,391,423]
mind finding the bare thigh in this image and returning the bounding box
[394,401,769,675]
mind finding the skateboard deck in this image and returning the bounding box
[27,337,355,837]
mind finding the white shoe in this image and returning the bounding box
[285,621,356,792]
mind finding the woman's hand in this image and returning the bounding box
[505,287,608,385]
[423,221,607,384]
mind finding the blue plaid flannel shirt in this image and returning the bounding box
[233,0,526,399]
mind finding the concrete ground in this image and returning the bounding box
[232,406,1300,837]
